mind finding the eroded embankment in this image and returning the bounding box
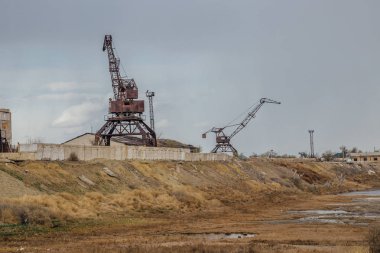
[0,158,378,227]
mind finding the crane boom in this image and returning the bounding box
[229,98,280,140]
[102,35,123,100]
[202,97,280,156]
[102,35,138,101]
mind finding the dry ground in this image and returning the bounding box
[0,158,379,252]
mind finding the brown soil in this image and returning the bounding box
[0,158,379,252]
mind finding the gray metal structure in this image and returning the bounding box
[95,35,156,147]
[146,90,155,131]
[202,98,281,156]
[308,129,315,158]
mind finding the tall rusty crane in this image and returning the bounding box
[202,98,280,156]
[95,35,156,146]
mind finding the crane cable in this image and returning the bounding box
[113,42,129,78]
[223,101,261,129]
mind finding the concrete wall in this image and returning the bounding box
[184,152,231,161]
[19,144,38,152]
[0,152,35,161]
[17,143,232,162]
[127,146,189,160]
[20,144,127,161]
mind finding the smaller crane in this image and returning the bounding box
[202,98,280,156]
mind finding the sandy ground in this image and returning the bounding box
[0,159,379,252]
[0,193,374,253]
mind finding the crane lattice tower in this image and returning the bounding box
[95,35,156,146]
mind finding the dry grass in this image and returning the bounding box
[0,158,377,226]
[0,186,211,225]
[0,202,64,227]
[0,158,379,252]
[368,225,380,253]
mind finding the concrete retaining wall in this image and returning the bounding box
[184,152,231,161]
[0,152,36,161]
[16,144,231,162]
[127,146,189,160]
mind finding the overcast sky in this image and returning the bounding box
[1,0,380,156]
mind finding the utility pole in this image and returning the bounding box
[146,90,155,131]
[308,130,315,158]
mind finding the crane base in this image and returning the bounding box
[95,116,157,147]
[211,144,238,156]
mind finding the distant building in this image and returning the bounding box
[350,152,380,162]
[62,133,200,152]
[62,133,124,147]
[0,108,12,152]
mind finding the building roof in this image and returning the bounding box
[62,133,144,146]
[62,133,198,150]
[62,133,94,144]
[350,152,380,157]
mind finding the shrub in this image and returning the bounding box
[321,151,334,161]
[68,152,79,161]
[369,225,380,253]
[291,177,303,189]
[0,203,64,227]
[172,191,200,207]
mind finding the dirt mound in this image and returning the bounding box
[0,169,40,198]
[157,139,199,152]
[0,158,378,226]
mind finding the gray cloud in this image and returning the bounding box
[1,0,380,155]
[52,99,104,128]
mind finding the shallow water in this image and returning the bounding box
[341,189,380,196]
[288,210,348,215]
[184,232,256,240]
[285,189,380,225]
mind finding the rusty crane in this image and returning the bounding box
[202,98,280,156]
[95,35,157,146]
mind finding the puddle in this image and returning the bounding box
[288,204,380,224]
[359,197,380,202]
[289,210,347,215]
[298,216,345,224]
[341,189,380,196]
[183,232,255,240]
[220,233,255,239]
[287,210,351,224]
[255,190,380,226]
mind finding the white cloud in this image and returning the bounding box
[52,100,103,128]
[36,92,84,101]
[156,119,170,128]
[47,81,79,91]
